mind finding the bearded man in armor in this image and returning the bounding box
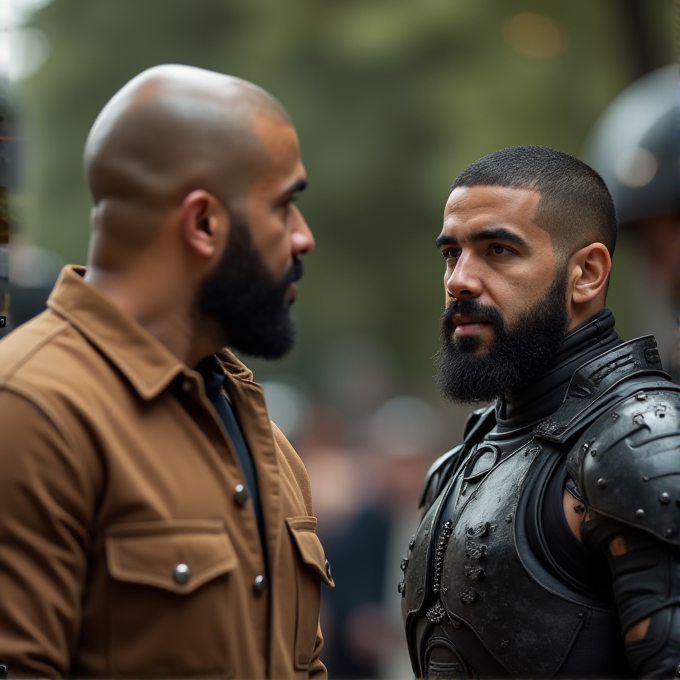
[400,145,680,678]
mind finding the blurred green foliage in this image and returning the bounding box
[15,0,675,400]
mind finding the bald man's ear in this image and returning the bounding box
[568,242,612,307]
[179,189,229,259]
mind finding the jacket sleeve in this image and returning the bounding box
[582,516,680,677]
[0,391,99,678]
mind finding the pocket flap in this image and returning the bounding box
[106,520,238,594]
[286,516,334,587]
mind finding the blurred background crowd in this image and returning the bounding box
[0,1,677,677]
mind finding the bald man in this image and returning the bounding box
[0,65,332,679]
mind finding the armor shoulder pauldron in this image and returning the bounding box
[567,385,680,547]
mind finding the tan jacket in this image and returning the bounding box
[0,266,333,679]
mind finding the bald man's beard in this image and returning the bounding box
[194,214,301,359]
[435,266,569,404]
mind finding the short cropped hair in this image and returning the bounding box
[451,145,618,258]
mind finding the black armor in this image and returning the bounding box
[567,389,680,547]
[401,311,680,678]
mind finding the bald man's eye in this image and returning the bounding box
[280,196,298,217]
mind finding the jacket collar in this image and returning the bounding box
[47,265,252,399]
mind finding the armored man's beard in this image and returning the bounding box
[194,212,302,360]
[435,266,570,404]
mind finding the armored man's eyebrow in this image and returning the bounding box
[435,227,527,250]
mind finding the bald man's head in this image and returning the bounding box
[83,64,291,264]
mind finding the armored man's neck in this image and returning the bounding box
[495,309,621,433]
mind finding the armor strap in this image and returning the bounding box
[418,405,496,509]
[534,336,669,443]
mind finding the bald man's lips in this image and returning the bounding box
[451,314,491,336]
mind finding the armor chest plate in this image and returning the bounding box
[403,440,587,676]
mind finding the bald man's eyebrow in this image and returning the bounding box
[284,178,307,196]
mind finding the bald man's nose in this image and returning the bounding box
[291,207,315,255]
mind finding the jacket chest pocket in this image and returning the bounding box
[286,517,334,670]
[103,520,238,677]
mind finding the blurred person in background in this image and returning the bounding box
[0,64,334,679]
[400,146,680,677]
[317,396,442,680]
[583,64,680,381]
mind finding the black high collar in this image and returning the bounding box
[494,309,622,434]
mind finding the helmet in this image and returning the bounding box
[582,65,680,227]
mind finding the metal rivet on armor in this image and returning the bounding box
[590,449,597,457]
[464,565,485,581]
[397,581,405,594]
[465,542,487,560]
[408,536,415,550]
[459,587,478,604]
[505,514,513,523]
[612,412,619,421]
[644,348,661,364]
[234,484,249,506]
[636,392,647,401]
[325,559,332,580]
[597,478,607,489]
[173,563,191,585]
[466,522,490,538]
[581,442,589,452]
[426,601,447,622]
[660,493,671,504]
[634,414,645,425]
[253,574,267,594]
[400,557,409,572]
[635,509,645,519]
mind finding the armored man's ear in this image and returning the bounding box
[569,242,611,306]
[180,189,230,259]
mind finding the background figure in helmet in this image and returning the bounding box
[583,64,680,380]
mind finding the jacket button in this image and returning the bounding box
[253,574,267,594]
[325,559,332,580]
[173,563,191,585]
[234,484,249,506]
